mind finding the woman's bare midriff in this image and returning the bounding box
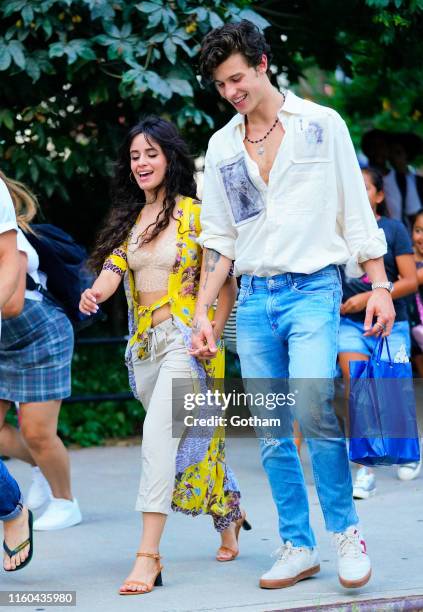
[138,290,171,327]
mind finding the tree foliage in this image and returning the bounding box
[257,0,423,143]
[0,0,422,241]
[0,0,268,241]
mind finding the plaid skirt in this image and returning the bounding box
[0,298,74,403]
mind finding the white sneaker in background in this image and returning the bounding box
[397,459,422,481]
[259,541,320,589]
[33,497,82,531]
[26,466,52,510]
[353,467,376,500]
[334,525,371,588]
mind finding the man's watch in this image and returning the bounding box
[371,281,394,293]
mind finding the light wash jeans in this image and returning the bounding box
[236,265,359,548]
[0,458,23,522]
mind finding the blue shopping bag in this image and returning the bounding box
[349,336,420,466]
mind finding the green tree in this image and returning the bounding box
[256,0,423,143]
[0,0,268,243]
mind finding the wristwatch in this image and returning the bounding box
[371,281,394,293]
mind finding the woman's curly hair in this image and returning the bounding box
[89,116,197,272]
[199,19,273,84]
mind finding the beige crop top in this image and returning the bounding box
[127,230,177,293]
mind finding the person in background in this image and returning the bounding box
[0,172,81,531]
[384,133,423,230]
[82,117,248,596]
[399,211,423,481]
[0,175,33,571]
[338,167,417,499]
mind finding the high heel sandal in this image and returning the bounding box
[216,510,252,562]
[119,552,163,596]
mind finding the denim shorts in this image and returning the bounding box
[338,317,411,357]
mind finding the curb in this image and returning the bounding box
[269,595,423,612]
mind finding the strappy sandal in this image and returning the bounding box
[119,552,163,596]
[3,508,33,572]
[216,510,252,562]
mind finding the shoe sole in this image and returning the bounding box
[259,564,320,589]
[353,488,376,500]
[339,568,371,589]
[397,469,421,481]
[33,514,82,531]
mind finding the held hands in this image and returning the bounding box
[79,288,101,315]
[188,316,221,360]
[363,288,396,337]
[340,292,370,315]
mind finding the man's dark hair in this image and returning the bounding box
[199,20,272,83]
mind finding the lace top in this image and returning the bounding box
[126,231,177,293]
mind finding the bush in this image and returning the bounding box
[59,341,145,447]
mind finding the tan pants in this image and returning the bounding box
[132,318,192,514]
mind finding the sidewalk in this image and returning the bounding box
[2,438,423,612]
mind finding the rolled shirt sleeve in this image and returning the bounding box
[198,145,237,261]
[334,117,387,277]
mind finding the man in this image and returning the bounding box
[385,132,423,230]
[0,175,33,571]
[190,21,395,590]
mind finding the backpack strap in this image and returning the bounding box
[25,274,62,310]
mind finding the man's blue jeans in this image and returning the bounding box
[0,459,23,522]
[236,266,358,548]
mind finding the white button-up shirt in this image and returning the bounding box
[198,91,387,278]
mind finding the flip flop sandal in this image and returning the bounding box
[3,509,34,572]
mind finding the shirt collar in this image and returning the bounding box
[232,90,304,136]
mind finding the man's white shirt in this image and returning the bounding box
[198,90,387,278]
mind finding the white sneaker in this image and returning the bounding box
[26,466,52,510]
[334,525,371,588]
[397,460,422,480]
[33,497,82,531]
[353,467,376,499]
[259,541,320,589]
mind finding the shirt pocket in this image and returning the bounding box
[218,152,265,227]
[284,117,331,214]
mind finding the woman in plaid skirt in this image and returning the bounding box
[0,172,81,531]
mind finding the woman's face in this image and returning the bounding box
[129,133,167,197]
[362,171,384,214]
[413,216,423,257]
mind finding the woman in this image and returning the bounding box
[81,117,249,596]
[397,211,423,481]
[338,166,417,499]
[0,172,81,531]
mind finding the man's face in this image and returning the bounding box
[213,52,267,115]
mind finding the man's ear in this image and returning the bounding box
[258,53,268,74]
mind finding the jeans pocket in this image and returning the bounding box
[291,274,336,296]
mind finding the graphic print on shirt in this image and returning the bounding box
[293,116,330,162]
[218,153,264,226]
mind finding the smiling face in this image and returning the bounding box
[213,52,268,115]
[413,214,423,258]
[129,133,167,198]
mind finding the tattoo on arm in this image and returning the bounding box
[203,249,221,290]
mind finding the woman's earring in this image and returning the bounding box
[129,172,136,184]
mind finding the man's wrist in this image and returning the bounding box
[371,281,394,293]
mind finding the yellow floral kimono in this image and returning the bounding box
[103,196,241,531]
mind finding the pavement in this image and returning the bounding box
[1,437,423,612]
